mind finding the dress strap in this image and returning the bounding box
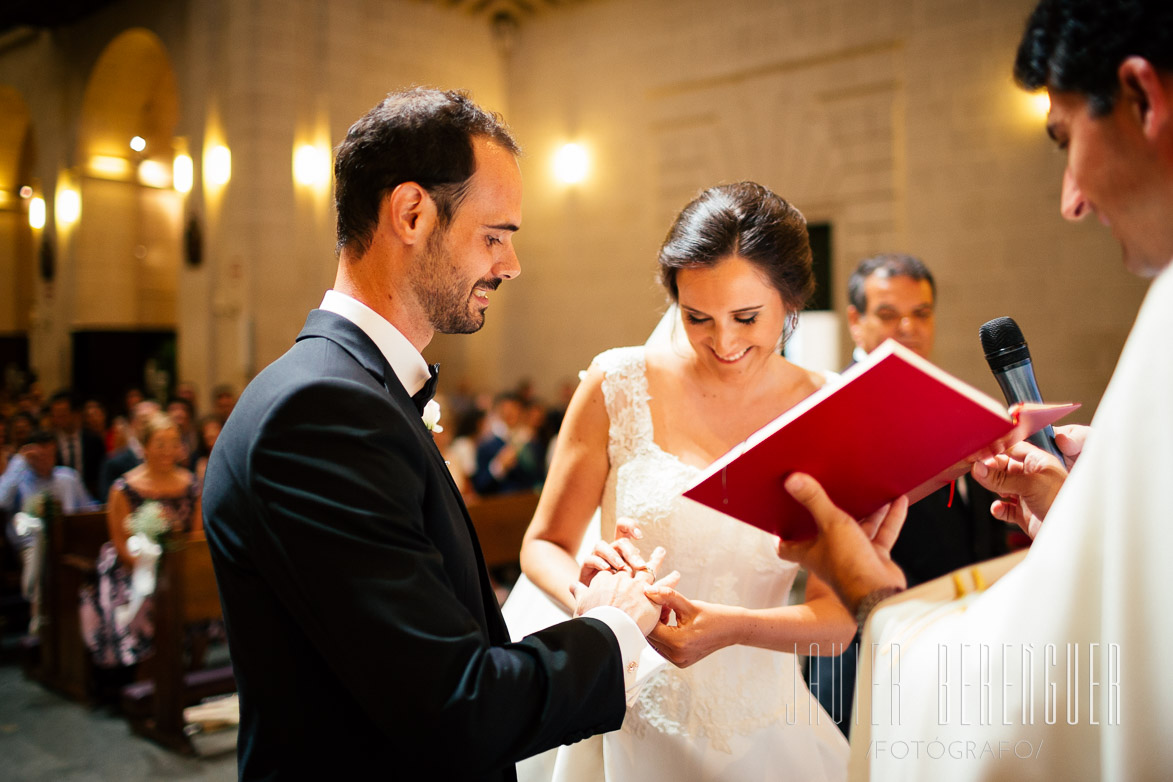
[593,346,655,464]
[113,476,139,503]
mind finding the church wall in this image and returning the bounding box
[500,0,1147,420]
[0,0,1149,421]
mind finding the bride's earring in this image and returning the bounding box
[777,311,799,353]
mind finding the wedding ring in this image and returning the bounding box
[636,564,657,582]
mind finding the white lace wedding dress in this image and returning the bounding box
[505,345,848,782]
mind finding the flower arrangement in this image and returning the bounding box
[21,490,61,524]
[125,500,178,549]
[122,501,179,606]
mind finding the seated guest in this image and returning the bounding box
[1,412,36,476]
[166,397,198,468]
[0,429,94,514]
[0,416,11,475]
[175,381,200,418]
[193,415,222,483]
[81,399,115,455]
[473,392,546,495]
[81,412,201,669]
[99,401,161,499]
[0,430,95,631]
[122,387,144,418]
[211,384,236,423]
[448,407,486,502]
[48,390,106,499]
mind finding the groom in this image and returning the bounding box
[203,88,665,781]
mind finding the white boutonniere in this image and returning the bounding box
[422,399,444,433]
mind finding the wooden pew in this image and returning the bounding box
[122,532,235,754]
[466,491,541,571]
[26,510,109,701]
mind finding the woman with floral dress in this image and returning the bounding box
[81,411,201,668]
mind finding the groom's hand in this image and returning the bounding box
[571,545,679,636]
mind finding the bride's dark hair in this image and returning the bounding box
[657,182,814,313]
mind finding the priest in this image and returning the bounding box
[763,0,1173,778]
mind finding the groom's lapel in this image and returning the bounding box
[296,309,508,635]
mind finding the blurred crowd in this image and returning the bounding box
[0,380,236,505]
[430,376,577,504]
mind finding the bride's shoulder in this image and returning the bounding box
[811,367,842,389]
[587,345,646,377]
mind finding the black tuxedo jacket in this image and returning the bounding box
[203,310,625,781]
[56,429,105,500]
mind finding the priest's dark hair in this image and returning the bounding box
[657,181,814,314]
[333,87,519,257]
[1015,0,1173,116]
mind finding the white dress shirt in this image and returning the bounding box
[318,290,648,696]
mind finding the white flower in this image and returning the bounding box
[125,500,172,543]
[14,512,43,538]
[422,399,444,433]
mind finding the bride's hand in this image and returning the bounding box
[578,517,646,586]
[643,589,731,668]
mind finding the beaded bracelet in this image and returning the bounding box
[854,585,906,633]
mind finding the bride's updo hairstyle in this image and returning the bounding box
[657,182,814,314]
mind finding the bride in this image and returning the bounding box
[507,182,854,781]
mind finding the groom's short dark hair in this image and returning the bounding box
[333,87,520,258]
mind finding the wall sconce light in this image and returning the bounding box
[553,143,589,185]
[90,155,132,179]
[138,159,172,189]
[56,186,81,225]
[207,144,232,186]
[28,196,45,229]
[130,135,147,153]
[173,153,193,194]
[293,144,330,187]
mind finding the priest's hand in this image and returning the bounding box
[571,545,680,636]
[775,473,907,617]
[971,441,1067,540]
[1053,424,1090,470]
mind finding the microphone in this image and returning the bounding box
[978,316,1065,462]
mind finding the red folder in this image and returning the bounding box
[682,339,1078,540]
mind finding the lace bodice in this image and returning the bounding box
[594,346,804,752]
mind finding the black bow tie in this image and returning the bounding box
[411,364,440,414]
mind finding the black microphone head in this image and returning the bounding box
[979,316,1032,372]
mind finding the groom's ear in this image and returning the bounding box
[383,182,439,247]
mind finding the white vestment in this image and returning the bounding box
[851,263,1173,780]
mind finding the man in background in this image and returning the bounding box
[473,392,546,495]
[47,390,106,500]
[846,254,1009,583]
[1,430,94,630]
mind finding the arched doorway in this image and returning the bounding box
[0,85,34,394]
[72,28,182,410]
